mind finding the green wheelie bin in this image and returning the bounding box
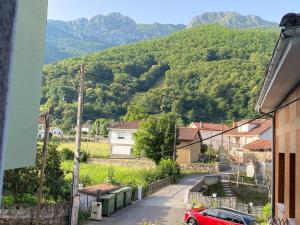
[120,187,133,207]
[100,194,115,216]
[109,188,124,211]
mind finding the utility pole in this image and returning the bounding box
[173,124,177,162]
[35,107,53,225]
[209,122,213,161]
[71,65,85,225]
[220,121,224,161]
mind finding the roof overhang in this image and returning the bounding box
[256,27,300,113]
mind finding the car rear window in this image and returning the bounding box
[218,212,244,224]
[202,209,218,217]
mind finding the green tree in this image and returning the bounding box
[3,143,66,203]
[123,105,149,122]
[91,118,111,137]
[36,143,66,202]
[133,113,177,164]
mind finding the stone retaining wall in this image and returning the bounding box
[179,163,217,173]
[88,157,155,168]
[188,180,264,216]
[144,176,173,197]
[0,203,70,225]
[180,162,230,173]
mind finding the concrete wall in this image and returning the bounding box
[0,203,70,225]
[88,157,155,168]
[274,85,300,223]
[143,176,173,197]
[199,130,223,150]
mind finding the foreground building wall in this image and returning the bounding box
[274,86,300,223]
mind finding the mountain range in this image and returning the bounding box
[42,24,278,130]
[45,12,278,63]
[188,12,277,28]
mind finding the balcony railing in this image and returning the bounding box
[268,218,290,225]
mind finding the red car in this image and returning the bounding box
[184,207,256,225]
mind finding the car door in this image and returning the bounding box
[217,212,245,225]
[197,209,221,225]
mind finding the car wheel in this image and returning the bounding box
[187,218,198,225]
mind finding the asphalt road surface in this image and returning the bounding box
[86,175,204,225]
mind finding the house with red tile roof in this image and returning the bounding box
[108,121,202,163]
[176,127,202,164]
[189,122,229,150]
[224,119,272,152]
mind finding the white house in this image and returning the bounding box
[189,122,229,150]
[224,119,272,151]
[108,121,139,157]
[51,127,63,136]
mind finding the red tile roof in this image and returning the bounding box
[79,184,118,196]
[178,127,200,141]
[108,121,139,130]
[190,122,229,131]
[244,140,272,150]
[225,119,272,136]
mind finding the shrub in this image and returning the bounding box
[2,195,15,207]
[61,148,74,160]
[156,158,179,179]
[80,151,90,163]
[80,175,92,187]
[78,210,90,224]
[256,203,272,224]
[141,169,157,183]
[104,167,119,185]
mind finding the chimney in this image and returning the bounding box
[200,122,203,129]
[232,121,237,128]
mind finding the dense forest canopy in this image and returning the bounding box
[42,25,278,131]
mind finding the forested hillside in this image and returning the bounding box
[42,25,278,131]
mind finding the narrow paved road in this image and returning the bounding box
[86,175,204,225]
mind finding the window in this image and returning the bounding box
[118,131,125,139]
[278,153,285,203]
[218,212,232,222]
[202,209,218,217]
[218,212,244,224]
[289,153,295,218]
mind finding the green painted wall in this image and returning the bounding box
[4,0,48,169]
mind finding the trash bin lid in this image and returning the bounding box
[109,188,123,194]
[119,186,132,191]
[100,194,115,199]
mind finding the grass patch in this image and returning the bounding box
[230,185,269,205]
[62,161,154,187]
[58,142,110,158]
[230,175,256,184]
[204,182,226,197]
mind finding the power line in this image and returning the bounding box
[85,71,226,119]
[43,70,229,122]
[131,95,298,159]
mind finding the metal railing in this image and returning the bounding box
[268,218,290,225]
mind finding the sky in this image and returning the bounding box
[47,0,300,25]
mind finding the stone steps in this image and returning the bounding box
[223,182,234,197]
